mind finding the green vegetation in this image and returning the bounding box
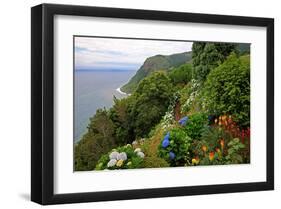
[75,41,251,171]
[183,113,209,140]
[202,54,250,126]
[168,63,193,85]
[75,109,116,171]
[133,72,174,136]
[95,144,145,170]
[158,128,192,166]
[192,42,237,82]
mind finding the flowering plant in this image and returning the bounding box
[158,127,192,166]
[95,145,145,170]
[191,123,247,165]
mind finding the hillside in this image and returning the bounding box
[121,51,192,94]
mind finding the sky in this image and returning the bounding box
[74,37,193,71]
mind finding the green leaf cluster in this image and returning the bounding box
[184,113,209,140]
[202,54,250,126]
[168,63,193,85]
[192,42,237,82]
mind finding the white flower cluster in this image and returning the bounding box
[160,92,180,130]
[161,109,175,130]
[132,141,138,146]
[107,151,127,167]
[181,79,200,113]
[134,148,145,158]
[107,159,117,167]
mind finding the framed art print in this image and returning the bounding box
[31,3,274,205]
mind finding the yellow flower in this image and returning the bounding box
[192,158,199,165]
[116,160,124,167]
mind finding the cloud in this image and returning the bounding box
[74,37,193,70]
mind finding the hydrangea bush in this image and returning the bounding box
[95,144,145,170]
[158,127,192,166]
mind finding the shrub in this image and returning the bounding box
[109,96,135,145]
[133,72,175,137]
[158,128,192,166]
[225,138,245,164]
[95,145,145,170]
[168,63,193,85]
[202,54,250,127]
[183,113,209,140]
[191,126,247,166]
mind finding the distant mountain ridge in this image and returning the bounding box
[121,51,192,94]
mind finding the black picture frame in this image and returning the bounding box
[31,3,274,205]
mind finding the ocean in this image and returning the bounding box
[74,70,136,142]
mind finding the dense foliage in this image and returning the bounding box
[133,72,174,137]
[74,109,116,171]
[183,113,209,140]
[202,54,250,126]
[192,42,237,82]
[158,128,192,166]
[168,63,193,85]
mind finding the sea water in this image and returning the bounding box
[74,70,136,142]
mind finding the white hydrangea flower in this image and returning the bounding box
[134,148,141,153]
[137,151,145,158]
[132,141,138,145]
[107,159,117,167]
[117,152,127,161]
[109,151,119,160]
[126,144,132,148]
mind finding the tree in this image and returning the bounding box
[192,42,237,82]
[132,72,174,137]
[168,63,193,85]
[109,96,136,145]
[202,54,250,126]
[75,109,116,171]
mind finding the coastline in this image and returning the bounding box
[116,87,131,96]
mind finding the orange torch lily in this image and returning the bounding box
[209,152,215,161]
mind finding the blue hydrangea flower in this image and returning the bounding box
[178,116,188,126]
[169,152,176,160]
[163,132,170,141]
[162,139,170,148]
